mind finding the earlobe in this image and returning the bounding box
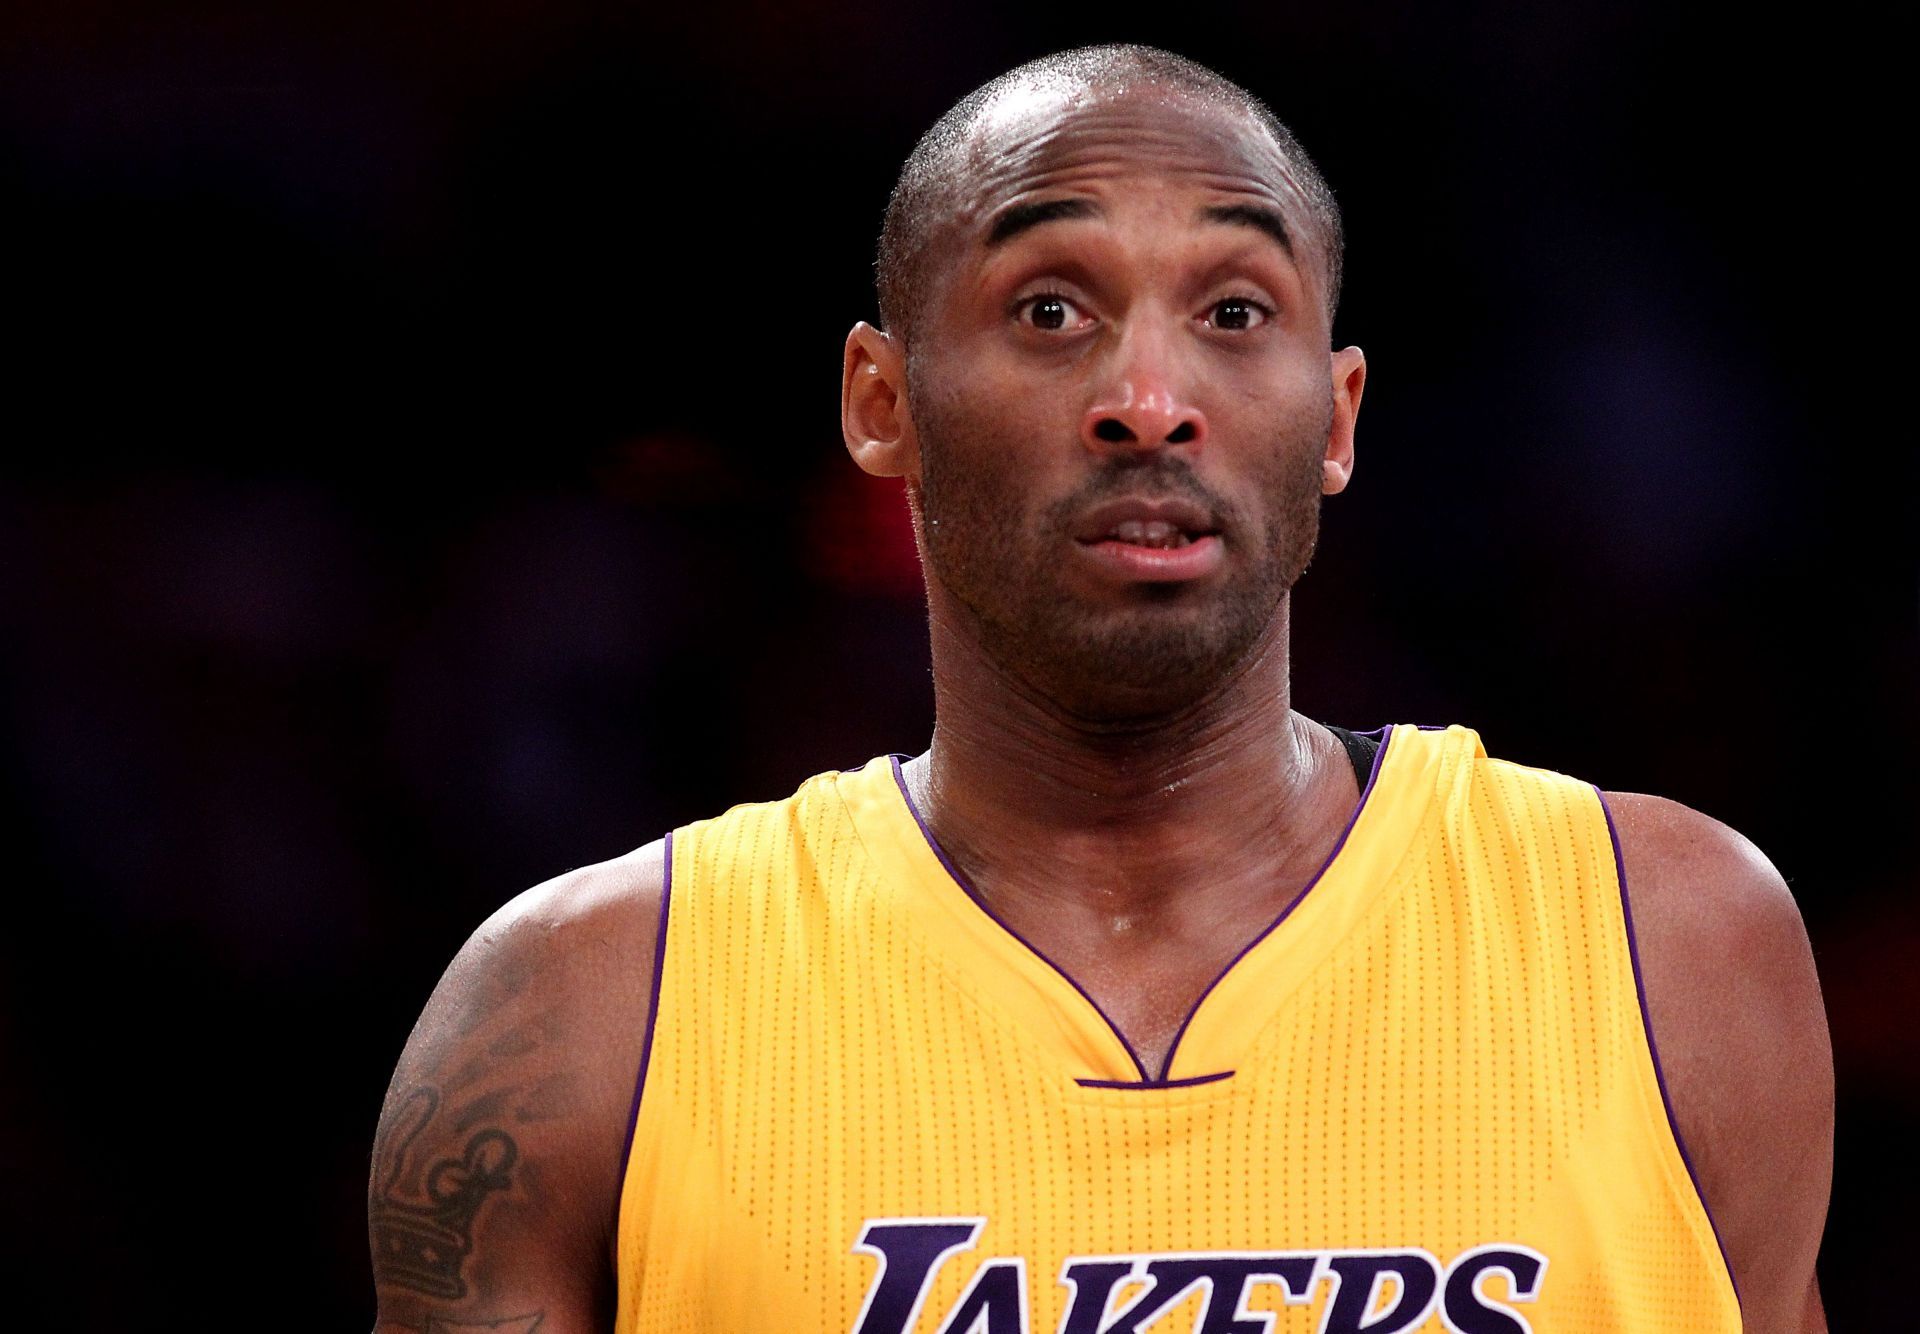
[1322,345,1366,495]
[841,322,919,479]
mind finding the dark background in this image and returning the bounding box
[2,1,1910,1325]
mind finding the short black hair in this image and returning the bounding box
[875,44,1344,342]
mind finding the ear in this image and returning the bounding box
[841,322,920,480]
[1322,345,1366,495]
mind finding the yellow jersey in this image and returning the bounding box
[613,724,1739,1332]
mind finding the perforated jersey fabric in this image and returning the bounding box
[613,724,1740,1332]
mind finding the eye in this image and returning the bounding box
[1015,292,1091,332]
[1202,296,1272,332]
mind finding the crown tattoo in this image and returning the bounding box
[426,1317,545,1334]
[372,1087,520,1300]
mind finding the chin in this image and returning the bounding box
[999,602,1276,725]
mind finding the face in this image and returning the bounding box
[855,85,1360,720]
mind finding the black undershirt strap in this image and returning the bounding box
[1323,724,1381,794]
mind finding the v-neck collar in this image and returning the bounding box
[834,724,1456,1086]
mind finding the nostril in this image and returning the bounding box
[1091,418,1134,445]
[1165,421,1198,445]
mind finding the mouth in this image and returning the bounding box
[1071,496,1221,549]
[1069,497,1226,584]
[1092,517,1213,549]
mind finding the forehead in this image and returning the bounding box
[953,82,1307,230]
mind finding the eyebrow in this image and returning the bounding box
[982,196,1295,258]
[1199,203,1293,257]
[984,197,1101,246]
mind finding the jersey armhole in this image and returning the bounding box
[1594,788,1743,1323]
[611,830,674,1271]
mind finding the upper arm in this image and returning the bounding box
[370,839,667,1334]
[1607,792,1833,1334]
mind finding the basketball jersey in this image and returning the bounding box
[612,724,1740,1333]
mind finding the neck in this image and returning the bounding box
[911,591,1338,924]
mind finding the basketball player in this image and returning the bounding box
[370,46,1832,1334]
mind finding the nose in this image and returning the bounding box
[1081,324,1208,456]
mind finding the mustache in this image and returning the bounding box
[1042,457,1236,530]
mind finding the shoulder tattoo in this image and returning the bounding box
[371,1085,520,1300]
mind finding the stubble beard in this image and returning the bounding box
[912,377,1331,724]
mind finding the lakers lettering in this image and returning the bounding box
[852,1220,1547,1334]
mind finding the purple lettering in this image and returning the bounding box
[1057,1255,1319,1334]
[1155,1257,1318,1334]
[937,1259,1027,1334]
[1439,1246,1547,1334]
[1319,1252,1441,1334]
[852,1218,984,1334]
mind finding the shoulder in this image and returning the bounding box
[453,837,669,1013]
[1602,792,1823,1057]
[412,838,669,1101]
[370,840,668,1327]
[400,836,670,1156]
[1602,791,1832,1332]
[1602,791,1819,1014]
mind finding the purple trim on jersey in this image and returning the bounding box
[1075,1070,1235,1090]
[890,755,1153,1082]
[891,726,1393,1085]
[1596,788,1743,1318]
[1149,724,1396,1081]
[612,831,674,1239]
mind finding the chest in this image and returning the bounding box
[613,746,1739,1332]
[622,928,1718,1334]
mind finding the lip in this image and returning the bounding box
[1069,496,1219,545]
[1075,532,1225,583]
[1067,494,1225,584]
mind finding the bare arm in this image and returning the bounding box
[370,840,666,1334]
[1608,792,1833,1334]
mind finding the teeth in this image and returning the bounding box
[1110,519,1188,549]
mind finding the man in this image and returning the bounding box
[370,45,1832,1334]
